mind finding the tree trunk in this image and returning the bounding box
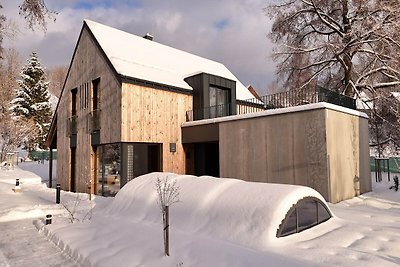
[163,206,170,256]
[342,0,354,97]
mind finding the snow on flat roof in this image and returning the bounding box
[84,20,255,100]
[182,102,369,127]
[104,173,330,248]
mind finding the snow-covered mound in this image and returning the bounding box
[0,166,42,185]
[105,172,331,249]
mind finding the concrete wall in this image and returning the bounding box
[214,104,371,203]
[325,109,371,202]
[219,109,330,201]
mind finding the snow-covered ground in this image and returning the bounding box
[1,162,400,267]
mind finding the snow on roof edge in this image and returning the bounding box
[83,19,255,100]
[182,102,368,127]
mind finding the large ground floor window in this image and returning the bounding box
[96,142,162,197]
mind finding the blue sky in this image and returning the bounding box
[2,0,275,95]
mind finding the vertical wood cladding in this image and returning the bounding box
[56,26,121,191]
[120,83,192,174]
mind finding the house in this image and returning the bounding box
[46,20,257,197]
[46,20,371,203]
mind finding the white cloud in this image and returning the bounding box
[2,0,276,95]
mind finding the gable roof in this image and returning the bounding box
[84,20,255,100]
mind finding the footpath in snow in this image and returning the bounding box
[1,162,400,267]
[0,163,79,267]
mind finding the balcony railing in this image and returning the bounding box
[68,115,77,136]
[186,87,356,122]
[89,109,101,133]
[186,103,234,122]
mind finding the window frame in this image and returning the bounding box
[208,85,230,118]
[276,196,332,238]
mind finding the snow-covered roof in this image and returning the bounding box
[84,20,255,100]
[105,173,331,248]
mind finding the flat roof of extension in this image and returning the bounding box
[182,102,369,127]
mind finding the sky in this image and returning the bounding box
[2,0,276,95]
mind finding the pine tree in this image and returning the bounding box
[11,51,51,150]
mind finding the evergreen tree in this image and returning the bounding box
[11,51,51,150]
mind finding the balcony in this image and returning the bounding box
[89,109,101,133]
[186,87,356,122]
[186,103,234,121]
[68,115,78,136]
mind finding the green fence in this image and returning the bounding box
[28,150,57,161]
[370,157,400,173]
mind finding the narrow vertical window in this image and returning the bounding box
[71,88,77,116]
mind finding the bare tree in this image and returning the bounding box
[0,114,37,162]
[46,65,67,97]
[155,176,180,256]
[0,1,56,58]
[0,48,20,112]
[368,91,400,157]
[266,0,400,97]
[61,193,93,223]
[0,48,34,162]
[18,0,56,31]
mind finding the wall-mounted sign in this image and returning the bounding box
[170,143,176,153]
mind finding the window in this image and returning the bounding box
[209,86,229,118]
[277,197,332,237]
[98,143,121,197]
[79,82,89,110]
[71,88,77,116]
[92,78,100,111]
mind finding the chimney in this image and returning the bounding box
[143,33,153,41]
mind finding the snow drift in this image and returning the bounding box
[104,172,331,249]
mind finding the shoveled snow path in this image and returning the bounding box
[0,219,79,267]
[0,166,80,267]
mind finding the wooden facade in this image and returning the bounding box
[120,83,192,174]
[51,23,193,194]
[55,26,122,192]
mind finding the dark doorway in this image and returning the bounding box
[131,143,162,178]
[194,142,219,177]
[70,147,76,192]
[92,145,98,195]
[148,144,162,172]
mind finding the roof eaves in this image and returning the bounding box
[45,114,57,148]
[45,23,88,147]
[84,21,122,86]
[120,75,193,95]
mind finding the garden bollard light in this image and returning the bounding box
[13,178,22,193]
[45,214,52,225]
[56,184,61,204]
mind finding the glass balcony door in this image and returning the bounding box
[209,86,229,118]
